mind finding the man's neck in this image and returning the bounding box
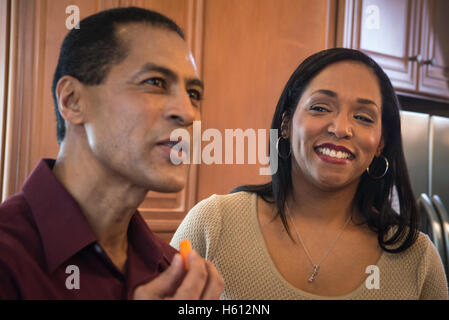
[52,140,149,271]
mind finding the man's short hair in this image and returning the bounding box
[52,7,185,144]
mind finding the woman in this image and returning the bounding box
[171,48,448,299]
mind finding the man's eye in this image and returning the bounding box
[188,89,202,101]
[144,78,166,89]
[310,105,330,112]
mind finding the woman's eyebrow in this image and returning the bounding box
[311,89,379,109]
[311,89,338,98]
[356,98,379,109]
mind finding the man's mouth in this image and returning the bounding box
[157,140,179,148]
[156,138,190,160]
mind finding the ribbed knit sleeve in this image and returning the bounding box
[417,235,448,299]
[170,194,222,262]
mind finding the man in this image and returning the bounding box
[0,7,223,299]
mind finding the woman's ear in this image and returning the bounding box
[280,112,290,138]
[56,75,86,125]
[375,136,385,157]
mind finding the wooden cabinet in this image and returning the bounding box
[0,0,10,199]
[0,0,337,242]
[337,0,449,101]
[418,0,449,98]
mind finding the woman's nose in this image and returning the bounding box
[327,114,353,139]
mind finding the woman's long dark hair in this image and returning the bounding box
[232,48,419,253]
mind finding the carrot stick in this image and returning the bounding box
[179,239,192,270]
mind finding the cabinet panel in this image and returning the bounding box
[418,0,449,98]
[360,0,409,58]
[0,0,10,199]
[339,0,420,91]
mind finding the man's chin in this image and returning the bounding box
[141,163,189,192]
[146,174,187,193]
[151,182,186,193]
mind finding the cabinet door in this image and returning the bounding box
[0,0,9,199]
[418,0,449,99]
[338,0,421,91]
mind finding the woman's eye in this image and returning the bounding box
[355,115,374,123]
[188,89,202,101]
[144,78,166,89]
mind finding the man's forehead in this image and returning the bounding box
[115,23,199,76]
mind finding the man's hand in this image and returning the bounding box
[133,250,224,300]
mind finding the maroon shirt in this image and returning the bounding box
[0,159,178,299]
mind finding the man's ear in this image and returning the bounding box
[56,76,86,125]
[375,136,385,157]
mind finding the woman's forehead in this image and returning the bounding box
[299,61,382,107]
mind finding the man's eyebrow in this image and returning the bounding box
[187,78,204,91]
[132,62,204,90]
[132,63,176,81]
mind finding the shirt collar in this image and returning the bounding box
[22,159,97,273]
[128,213,165,269]
[21,159,171,275]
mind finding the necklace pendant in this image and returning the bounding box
[308,265,319,283]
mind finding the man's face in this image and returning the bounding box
[82,24,202,192]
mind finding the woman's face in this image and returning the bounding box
[289,61,384,190]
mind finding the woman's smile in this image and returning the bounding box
[314,142,355,164]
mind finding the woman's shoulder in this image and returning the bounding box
[190,191,256,218]
[406,231,437,256]
[383,230,442,266]
[170,191,256,258]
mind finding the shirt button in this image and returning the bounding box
[94,244,103,254]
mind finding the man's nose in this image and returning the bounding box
[327,113,353,139]
[165,90,197,127]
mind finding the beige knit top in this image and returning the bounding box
[170,191,449,300]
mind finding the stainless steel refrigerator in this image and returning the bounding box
[399,110,449,278]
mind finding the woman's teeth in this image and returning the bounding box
[316,147,353,159]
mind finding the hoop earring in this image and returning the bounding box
[366,155,389,179]
[276,136,291,159]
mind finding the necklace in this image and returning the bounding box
[285,203,352,283]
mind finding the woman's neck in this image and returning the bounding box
[287,167,361,227]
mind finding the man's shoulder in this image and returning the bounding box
[0,192,34,228]
[154,234,178,258]
[0,192,40,256]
